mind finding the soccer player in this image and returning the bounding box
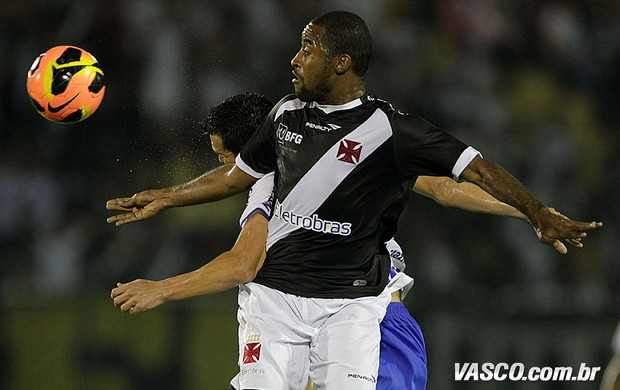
[601,321,620,390]
[111,92,274,315]
[110,91,528,389]
[107,11,602,389]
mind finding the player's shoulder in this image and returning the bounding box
[365,95,437,134]
[275,94,298,106]
[271,94,307,119]
[364,95,407,115]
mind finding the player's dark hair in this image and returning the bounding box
[311,11,372,78]
[201,92,273,155]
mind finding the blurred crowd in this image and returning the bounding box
[0,0,618,387]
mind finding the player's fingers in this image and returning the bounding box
[552,239,568,255]
[111,282,126,299]
[113,294,128,308]
[106,212,138,225]
[115,216,132,226]
[587,221,603,229]
[106,198,133,211]
[558,230,588,240]
[106,214,122,224]
[108,213,139,226]
[117,214,141,226]
[539,233,566,254]
[120,300,134,313]
[565,238,583,248]
[569,221,603,231]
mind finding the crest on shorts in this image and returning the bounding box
[337,139,362,164]
[242,333,262,364]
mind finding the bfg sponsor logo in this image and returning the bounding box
[277,123,303,144]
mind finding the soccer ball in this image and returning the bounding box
[26,45,105,124]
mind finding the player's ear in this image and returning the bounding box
[334,54,352,75]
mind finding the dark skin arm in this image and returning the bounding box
[460,156,602,254]
[106,164,257,226]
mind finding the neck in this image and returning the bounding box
[317,79,366,105]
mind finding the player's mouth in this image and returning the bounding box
[292,70,302,84]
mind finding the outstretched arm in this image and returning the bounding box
[110,211,268,314]
[460,156,602,254]
[600,354,620,390]
[106,164,257,226]
[413,176,528,221]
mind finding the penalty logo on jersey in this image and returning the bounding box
[242,333,262,364]
[337,139,362,164]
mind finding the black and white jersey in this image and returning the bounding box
[237,94,479,298]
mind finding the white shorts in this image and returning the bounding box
[230,282,391,390]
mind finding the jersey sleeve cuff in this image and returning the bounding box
[452,146,482,180]
[235,155,265,179]
[239,208,271,229]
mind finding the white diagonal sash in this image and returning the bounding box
[266,108,392,250]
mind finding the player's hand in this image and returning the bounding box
[532,207,602,254]
[106,189,166,226]
[111,280,165,315]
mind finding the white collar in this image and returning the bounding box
[310,98,363,114]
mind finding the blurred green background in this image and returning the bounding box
[1,1,618,389]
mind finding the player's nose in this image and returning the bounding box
[291,50,302,68]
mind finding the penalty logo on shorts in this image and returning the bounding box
[242,333,262,364]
